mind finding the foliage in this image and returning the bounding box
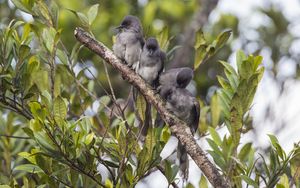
[0,0,299,188]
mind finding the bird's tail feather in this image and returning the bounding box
[177,141,189,180]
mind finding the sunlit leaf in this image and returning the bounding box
[215,30,232,49]
[194,29,206,49]
[87,4,99,25]
[194,45,207,70]
[14,164,44,173]
[199,175,208,188]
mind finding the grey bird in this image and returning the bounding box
[159,67,194,89]
[137,37,165,136]
[160,86,200,180]
[155,67,194,127]
[113,15,144,70]
[138,37,165,88]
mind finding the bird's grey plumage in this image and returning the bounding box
[113,15,144,70]
[159,67,194,88]
[136,37,165,137]
[138,37,165,88]
[155,67,194,127]
[160,86,200,180]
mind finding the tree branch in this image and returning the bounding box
[171,0,219,68]
[74,28,229,187]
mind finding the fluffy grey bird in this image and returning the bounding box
[113,15,144,70]
[138,37,165,88]
[159,67,194,89]
[160,86,200,180]
[136,37,165,136]
[155,67,194,127]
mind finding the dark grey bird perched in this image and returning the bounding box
[156,67,194,127]
[159,67,194,89]
[113,15,144,70]
[160,86,200,180]
[137,37,165,136]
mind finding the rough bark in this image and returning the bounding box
[74,27,230,188]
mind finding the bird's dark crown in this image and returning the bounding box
[146,37,159,50]
[120,15,141,29]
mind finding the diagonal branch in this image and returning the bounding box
[74,27,229,188]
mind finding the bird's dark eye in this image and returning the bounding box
[147,45,157,51]
[122,20,130,27]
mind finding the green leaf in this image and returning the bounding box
[35,0,53,26]
[27,56,40,73]
[18,152,37,164]
[225,70,238,90]
[11,0,33,14]
[42,27,57,53]
[29,119,42,132]
[53,96,67,125]
[56,49,68,65]
[199,175,208,188]
[19,44,31,61]
[210,94,221,127]
[160,126,171,143]
[87,4,99,25]
[219,60,238,77]
[194,29,206,49]
[105,179,113,188]
[208,127,222,146]
[215,30,232,49]
[34,132,58,156]
[240,175,259,188]
[98,95,111,112]
[236,50,247,72]
[136,94,146,121]
[186,183,195,188]
[239,60,253,79]
[29,102,47,121]
[194,45,207,70]
[84,132,94,145]
[217,76,232,91]
[14,164,44,173]
[217,90,230,118]
[157,26,169,51]
[206,138,223,157]
[102,160,119,168]
[49,0,59,26]
[68,9,89,28]
[21,23,31,42]
[253,55,263,70]
[268,134,279,146]
[207,150,226,170]
[238,143,252,162]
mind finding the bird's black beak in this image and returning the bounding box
[114,25,123,34]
